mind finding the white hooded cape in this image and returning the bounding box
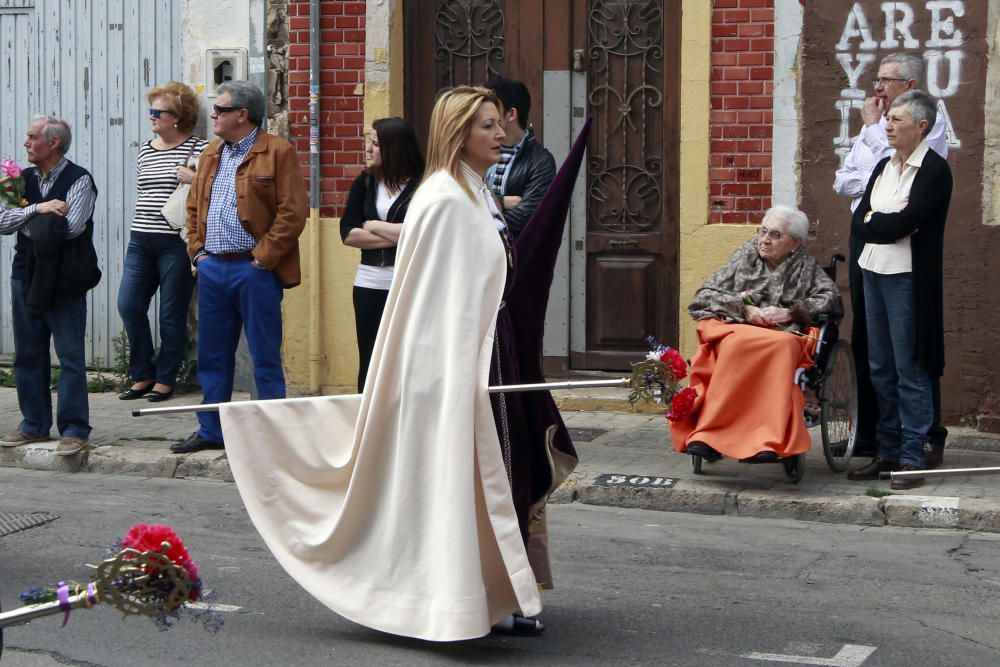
[219,165,541,641]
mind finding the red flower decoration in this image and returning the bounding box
[667,386,697,422]
[660,348,688,380]
[121,523,200,601]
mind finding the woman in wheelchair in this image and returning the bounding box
[671,205,844,463]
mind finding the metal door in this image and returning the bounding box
[0,0,181,365]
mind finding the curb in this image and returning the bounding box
[5,443,1000,535]
[550,473,1000,534]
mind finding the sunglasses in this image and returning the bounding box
[213,105,243,115]
[148,108,172,119]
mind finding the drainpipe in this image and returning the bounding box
[308,0,322,393]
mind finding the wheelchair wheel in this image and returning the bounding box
[690,454,704,475]
[820,339,858,473]
[782,454,805,484]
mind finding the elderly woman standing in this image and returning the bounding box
[117,82,206,402]
[671,205,843,462]
[846,91,952,490]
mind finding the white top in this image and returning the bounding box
[834,112,948,212]
[353,181,401,290]
[858,140,931,274]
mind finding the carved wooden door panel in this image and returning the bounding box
[405,0,679,371]
[575,0,680,369]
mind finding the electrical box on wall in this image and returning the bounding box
[205,49,248,96]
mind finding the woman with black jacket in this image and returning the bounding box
[340,117,424,391]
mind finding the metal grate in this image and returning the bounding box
[0,512,58,538]
[568,427,608,443]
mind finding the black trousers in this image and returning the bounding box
[353,285,389,392]
[848,235,947,453]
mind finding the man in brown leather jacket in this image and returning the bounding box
[173,81,307,454]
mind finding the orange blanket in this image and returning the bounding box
[670,319,816,460]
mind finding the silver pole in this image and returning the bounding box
[880,466,1000,480]
[0,590,96,630]
[132,378,629,417]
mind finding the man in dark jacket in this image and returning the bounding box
[0,115,99,456]
[486,76,556,239]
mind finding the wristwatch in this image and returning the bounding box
[864,210,874,223]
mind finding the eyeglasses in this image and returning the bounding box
[872,77,908,87]
[148,108,171,119]
[213,105,242,115]
[758,226,785,241]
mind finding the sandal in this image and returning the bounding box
[491,614,545,637]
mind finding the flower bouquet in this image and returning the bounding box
[628,336,696,422]
[0,523,222,639]
[0,159,28,209]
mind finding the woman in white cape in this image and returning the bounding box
[220,86,570,641]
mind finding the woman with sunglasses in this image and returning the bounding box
[116,82,207,403]
[671,205,843,464]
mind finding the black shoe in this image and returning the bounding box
[846,458,898,481]
[170,432,224,454]
[925,443,945,470]
[118,384,154,400]
[686,441,722,462]
[491,614,545,637]
[741,451,780,463]
[890,464,926,490]
[145,389,175,403]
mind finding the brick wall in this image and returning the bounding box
[708,0,774,225]
[286,0,367,217]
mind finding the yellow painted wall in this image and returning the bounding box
[678,0,756,355]
[284,0,406,395]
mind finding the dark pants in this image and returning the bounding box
[195,256,285,443]
[116,232,195,387]
[848,235,946,454]
[352,285,389,392]
[11,278,90,439]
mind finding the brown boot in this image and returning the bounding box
[846,458,898,481]
[890,464,926,490]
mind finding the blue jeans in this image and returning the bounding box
[195,256,285,443]
[10,278,91,439]
[116,232,195,386]
[862,270,932,467]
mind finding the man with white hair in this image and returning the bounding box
[0,115,100,456]
[833,53,949,467]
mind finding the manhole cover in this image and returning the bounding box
[568,427,608,442]
[0,512,58,537]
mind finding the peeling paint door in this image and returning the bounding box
[0,0,181,366]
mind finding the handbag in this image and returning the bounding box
[160,142,199,240]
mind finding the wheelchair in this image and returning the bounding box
[689,254,859,483]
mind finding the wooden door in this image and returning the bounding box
[404,0,679,371]
[573,0,680,369]
[405,1,549,149]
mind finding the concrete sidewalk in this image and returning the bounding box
[2,386,999,533]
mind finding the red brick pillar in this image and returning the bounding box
[286,0,367,217]
[708,0,775,225]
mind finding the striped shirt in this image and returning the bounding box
[132,136,207,234]
[206,127,259,254]
[0,157,95,239]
